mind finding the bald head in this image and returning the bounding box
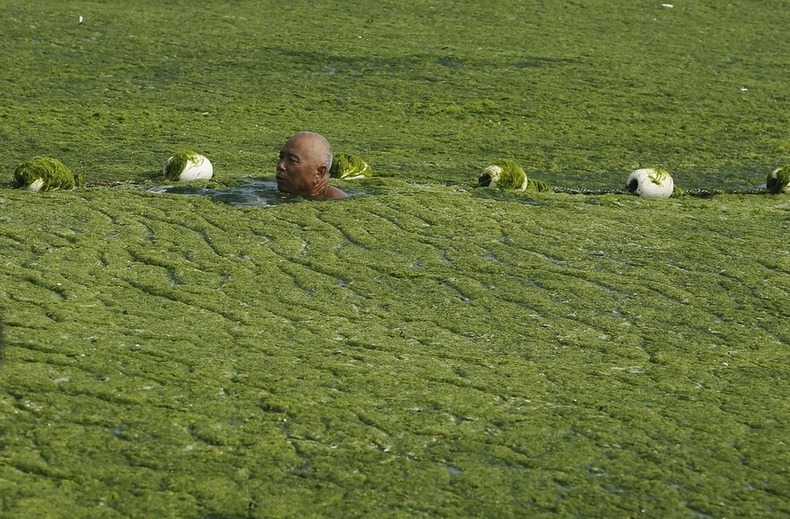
[276,131,345,200]
[288,131,333,170]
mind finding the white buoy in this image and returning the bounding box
[27,178,45,192]
[767,166,790,194]
[163,151,214,182]
[626,168,674,199]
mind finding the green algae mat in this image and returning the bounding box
[2,1,789,517]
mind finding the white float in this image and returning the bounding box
[163,151,214,182]
[626,168,674,199]
[767,166,790,194]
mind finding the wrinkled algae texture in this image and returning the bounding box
[12,156,82,191]
[1,185,788,518]
[330,153,373,179]
[1,0,790,517]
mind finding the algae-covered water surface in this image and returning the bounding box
[1,1,789,517]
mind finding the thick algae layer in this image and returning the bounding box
[330,153,373,180]
[1,184,788,517]
[1,1,789,190]
[13,156,82,191]
[1,0,790,517]
[478,160,528,190]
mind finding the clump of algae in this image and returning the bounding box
[766,166,790,194]
[526,178,551,192]
[649,167,672,185]
[478,160,530,191]
[330,153,373,179]
[13,156,83,191]
[478,160,527,190]
[163,150,200,181]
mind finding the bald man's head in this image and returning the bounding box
[276,132,345,200]
[290,131,333,171]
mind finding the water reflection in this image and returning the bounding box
[148,180,296,207]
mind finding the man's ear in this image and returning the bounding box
[315,165,328,182]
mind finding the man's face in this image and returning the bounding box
[276,136,318,195]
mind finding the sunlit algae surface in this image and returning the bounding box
[1,1,788,517]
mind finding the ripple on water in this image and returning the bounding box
[148,180,363,207]
[147,180,289,207]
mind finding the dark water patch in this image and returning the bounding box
[147,180,285,207]
[146,181,363,207]
[436,56,464,69]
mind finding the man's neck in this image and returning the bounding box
[307,184,347,200]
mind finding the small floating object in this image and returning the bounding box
[163,151,213,181]
[13,156,83,191]
[766,166,790,194]
[626,167,674,199]
[478,160,528,191]
[330,153,373,179]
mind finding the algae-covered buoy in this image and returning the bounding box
[478,160,528,191]
[766,166,790,194]
[163,151,213,181]
[13,156,83,191]
[330,153,373,179]
[626,167,674,199]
